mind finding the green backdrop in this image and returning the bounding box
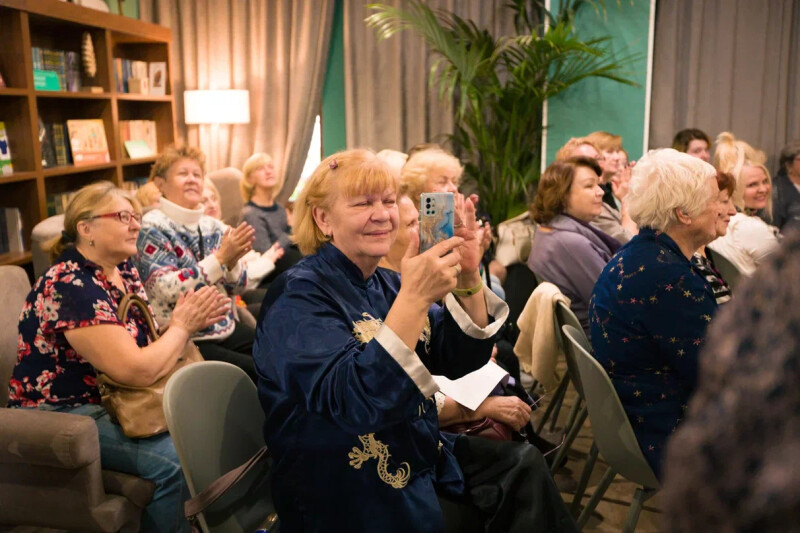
[544,0,653,164]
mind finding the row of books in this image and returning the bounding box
[46,191,79,217]
[0,208,24,255]
[39,118,110,168]
[32,47,81,92]
[0,122,12,176]
[114,59,167,96]
[120,120,158,158]
[47,178,148,217]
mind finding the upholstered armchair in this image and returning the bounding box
[0,266,154,532]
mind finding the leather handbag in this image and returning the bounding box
[96,293,203,439]
[442,417,514,442]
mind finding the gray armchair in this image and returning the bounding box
[0,266,154,532]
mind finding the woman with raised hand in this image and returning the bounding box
[135,145,258,381]
[9,181,229,532]
[253,149,576,533]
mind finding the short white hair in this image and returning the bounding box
[627,148,717,232]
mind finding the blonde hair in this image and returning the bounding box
[47,181,141,261]
[714,132,771,215]
[293,149,396,255]
[376,149,408,180]
[135,181,161,209]
[585,131,623,152]
[241,153,283,202]
[399,148,463,206]
[203,176,220,200]
[149,145,206,181]
[554,137,600,161]
[627,149,717,232]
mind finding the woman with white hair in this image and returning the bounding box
[589,148,722,479]
[708,132,780,276]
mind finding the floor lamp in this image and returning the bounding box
[184,89,250,170]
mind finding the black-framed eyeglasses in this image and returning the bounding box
[89,210,142,224]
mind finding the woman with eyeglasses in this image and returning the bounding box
[8,181,229,532]
[135,145,259,381]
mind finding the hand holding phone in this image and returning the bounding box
[419,192,454,254]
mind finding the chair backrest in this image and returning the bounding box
[163,361,273,533]
[31,214,65,278]
[207,168,245,227]
[554,300,588,398]
[504,263,540,326]
[0,266,31,407]
[563,325,660,490]
[708,249,742,290]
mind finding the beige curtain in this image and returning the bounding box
[343,0,517,152]
[649,0,800,169]
[140,0,334,201]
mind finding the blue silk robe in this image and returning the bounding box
[253,244,509,532]
[589,228,718,478]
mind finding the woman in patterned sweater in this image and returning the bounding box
[135,145,258,381]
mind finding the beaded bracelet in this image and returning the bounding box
[452,280,484,297]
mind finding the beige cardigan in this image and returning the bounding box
[513,282,571,391]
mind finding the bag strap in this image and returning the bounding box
[185,445,270,523]
[117,293,160,340]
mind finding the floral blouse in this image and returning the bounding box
[8,247,154,408]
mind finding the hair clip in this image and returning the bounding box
[329,159,338,170]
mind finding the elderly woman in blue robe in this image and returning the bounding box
[253,149,576,533]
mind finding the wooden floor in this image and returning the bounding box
[532,361,665,532]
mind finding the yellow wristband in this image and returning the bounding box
[452,280,483,298]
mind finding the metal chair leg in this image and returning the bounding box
[551,404,588,473]
[622,487,657,533]
[548,378,569,432]
[570,441,598,516]
[535,374,569,433]
[577,466,616,529]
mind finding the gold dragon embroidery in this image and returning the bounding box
[352,312,431,352]
[348,433,411,489]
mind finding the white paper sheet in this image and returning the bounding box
[432,361,509,411]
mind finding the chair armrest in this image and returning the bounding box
[0,408,100,469]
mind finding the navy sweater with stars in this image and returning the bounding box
[589,228,718,478]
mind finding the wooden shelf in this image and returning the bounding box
[117,94,172,102]
[36,90,112,100]
[0,250,32,266]
[0,171,37,183]
[122,156,157,166]
[0,88,28,96]
[0,0,175,262]
[43,162,118,178]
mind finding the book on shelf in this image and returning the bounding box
[122,176,149,192]
[0,208,24,255]
[46,191,80,217]
[0,122,12,176]
[52,123,72,166]
[66,119,110,166]
[38,117,57,168]
[120,120,157,157]
[65,51,81,92]
[149,62,167,96]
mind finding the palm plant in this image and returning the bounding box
[366,0,636,224]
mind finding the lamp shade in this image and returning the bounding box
[184,89,250,124]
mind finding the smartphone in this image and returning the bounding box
[419,192,454,253]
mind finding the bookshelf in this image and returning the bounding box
[0,0,176,266]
